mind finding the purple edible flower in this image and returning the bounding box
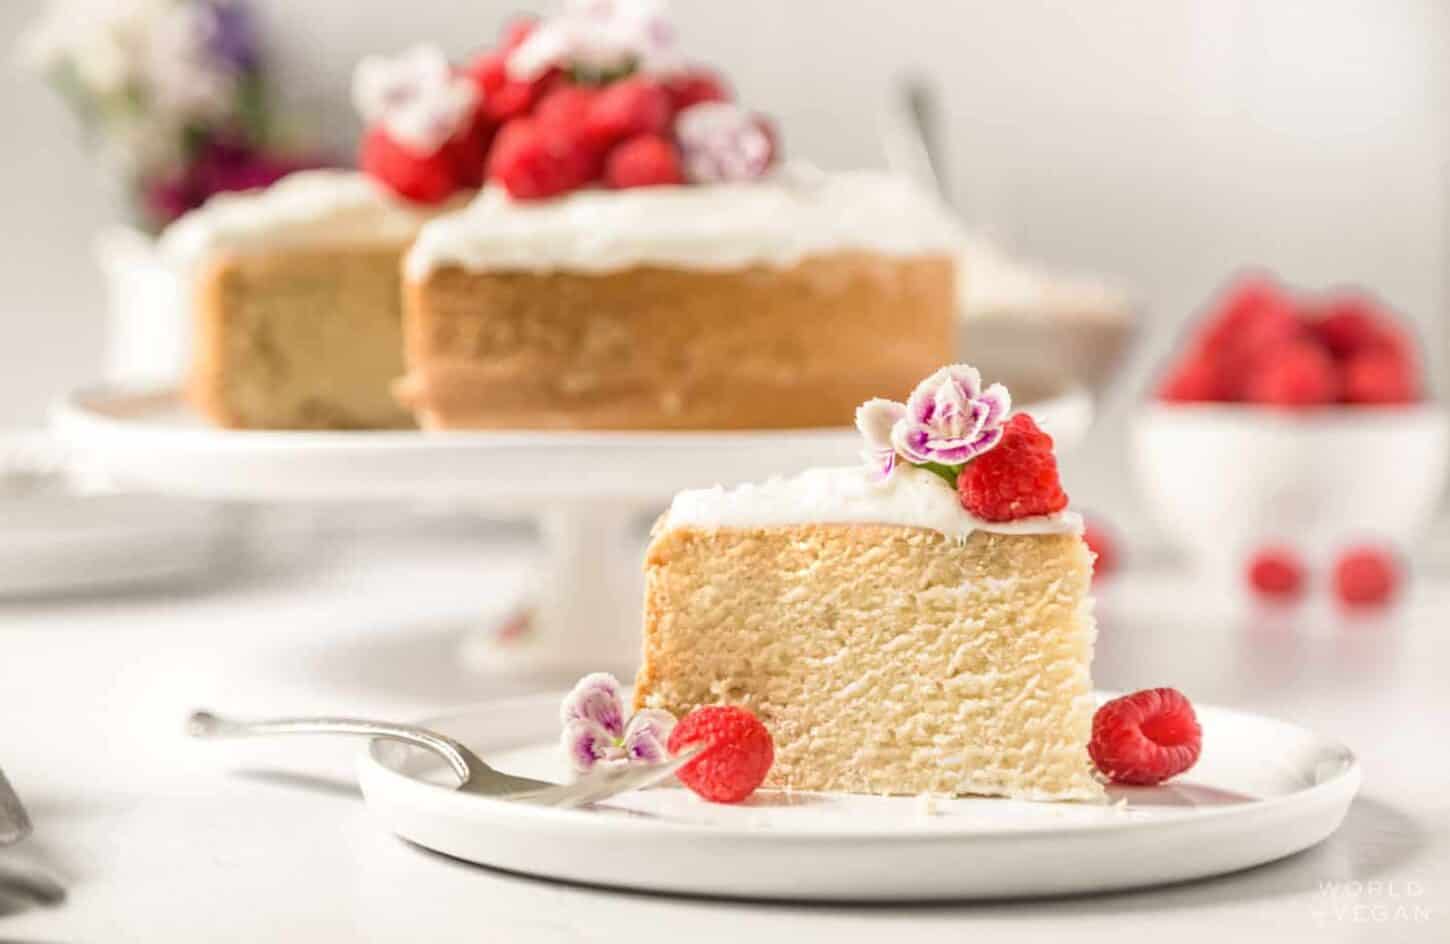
[560,673,677,774]
[856,364,1012,483]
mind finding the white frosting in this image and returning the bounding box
[158,170,440,270]
[959,234,1128,321]
[405,166,963,277]
[661,465,1081,541]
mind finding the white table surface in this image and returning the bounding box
[0,520,1446,943]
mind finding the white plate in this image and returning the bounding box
[357,692,1359,901]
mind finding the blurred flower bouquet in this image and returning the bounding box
[19,0,327,233]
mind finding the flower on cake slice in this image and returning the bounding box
[857,363,1069,522]
[561,672,676,772]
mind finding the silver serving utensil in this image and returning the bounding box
[187,710,698,808]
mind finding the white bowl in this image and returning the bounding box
[1132,403,1450,573]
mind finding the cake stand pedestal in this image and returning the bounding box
[52,385,1091,680]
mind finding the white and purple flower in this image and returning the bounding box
[561,672,676,773]
[858,364,1011,480]
[676,102,775,184]
[507,0,682,83]
[351,44,477,155]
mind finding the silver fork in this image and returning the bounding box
[186,710,698,808]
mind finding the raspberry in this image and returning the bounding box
[585,77,674,151]
[667,705,774,804]
[1342,351,1419,405]
[535,84,599,131]
[667,68,732,109]
[487,118,597,200]
[1082,518,1117,582]
[1088,688,1202,786]
[1333,546,1400,607]
[958,413,1069,522]
[1198,275,1303,361]
[358,127,462,205]
[1156,354,1227,403]
[441,108,496,189]
[1311,296,1409,361]
[1246,545,1306,601]
[468,50,550,124]
[1244,340,1339,408]
[603,134,684,189]
[498,16,537,53]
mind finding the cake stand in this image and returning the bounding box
[51,385,1092,679]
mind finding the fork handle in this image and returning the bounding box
[186,711,475,785]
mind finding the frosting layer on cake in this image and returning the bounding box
[159,170,442,267]
[406,167,962,277]
[662,465,1082,540]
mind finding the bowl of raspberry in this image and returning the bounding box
[1133,273,1448,580]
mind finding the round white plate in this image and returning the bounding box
[357,692,1359,901]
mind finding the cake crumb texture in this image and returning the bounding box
[190,248,414,429]
[634,523,1103,801]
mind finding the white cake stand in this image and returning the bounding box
[51,385,1092,679]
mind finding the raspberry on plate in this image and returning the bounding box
[603,134,684,189]
[359,127,461,205]
[958,413,1069,522]
[487,118,597,200]
[585,77,675,151]
[667,705,774,804]
[1244,340,1339,408]
[1333,546,1400,607]
[1342,351,1419,405]
[1246,545,1306,601]
[1088,688,1202,786]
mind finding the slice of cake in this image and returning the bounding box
[397,172,959,430]
[634,365,1103,801]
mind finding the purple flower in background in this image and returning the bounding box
[203,0,262,73]
[560,672,676,773]
[892,364,1011,466]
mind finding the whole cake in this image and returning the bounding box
[397,172,958,429]
[633,365,1103,800]
[163,1,958,430]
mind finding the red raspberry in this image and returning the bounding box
[358,127,462,205]
[1342,351,1419,405]
[440,107,496,189]
[667,705,774,804]
[535,84,599,131]
[1198,276,1303,359]
[958,413,1069,522]
[603,134,684,189]
[498,16,537,53]
[487,118,597,200]
[1244,340,1339,408]
[1157,354,1227,403]
[1088,688,1202,786]
[1333,546,1400,607]
[1082,518,1118,582]
[1311,295,1409,361]
[1246,545,1306,601]
[667,68,732,109]
[467,51,551,124]
[585,77,674,151]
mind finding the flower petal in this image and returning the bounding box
[855,398,905,451]
[978,383,1012,429]
[891,419,934,464]
[562,719,618,773]
[622,709,676,764]
[560,672,626,739]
